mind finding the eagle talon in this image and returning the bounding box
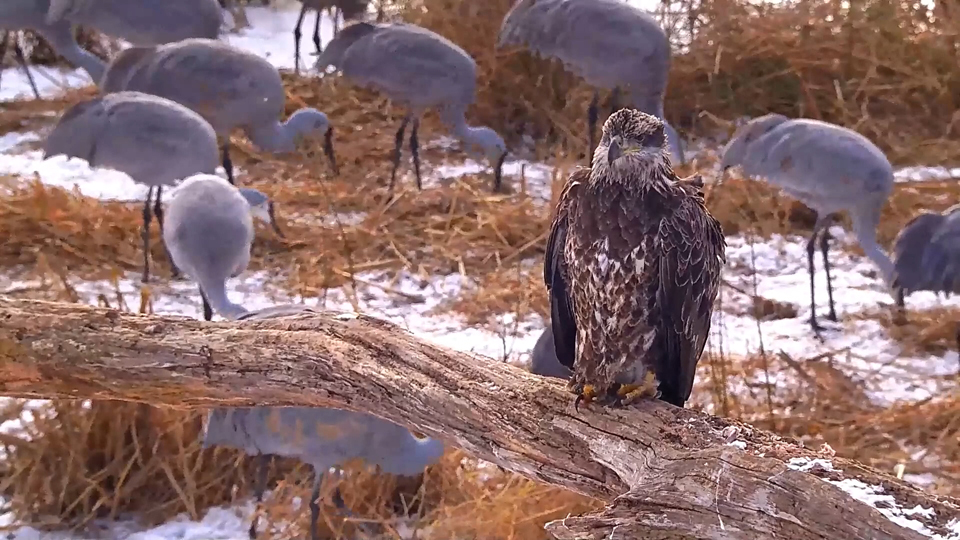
[615,373,660,406]
[573,384,597,412]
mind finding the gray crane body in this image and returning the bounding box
[317,21,507,191]
[42,91,222,282]
[162,174,280,321]
[891,204,960,360]
[203,406,445,478]
[0,0,105,83]
[203,303,445,540]
[45,0,224,45]
[43,91,220,188]
[893,204,960,296]
[529,324,572,380]
[496,0,685,164]
[101,38,337,184]
[720,114,895,332]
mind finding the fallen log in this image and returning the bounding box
[0,297,956,539]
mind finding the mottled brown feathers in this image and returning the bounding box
[544,111,725,408]
[604,108,664,142]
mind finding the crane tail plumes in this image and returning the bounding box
[893,211,960,294]
[100,46,156,93]
[43,99,104,163]
[314,20,378,71]
[495,0,540,50]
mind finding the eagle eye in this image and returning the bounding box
[641,127,665,148]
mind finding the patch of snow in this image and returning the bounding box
[895,166,960,183]
[788,458,960,539]
[714,234,960,405]
[787,457,836,473]
[0,65,93,103]
[433,157,558,202]
[222,6,338,72]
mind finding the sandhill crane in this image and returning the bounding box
[316,21,507,192]
[529,324,571,380]
[720,113,895,334]
[42,91,222,283]
[496,0,686,165]
[0,1,106,85]
[292,0,371,73]
[100,38,338,185]
[44,0,225,46]
[891,204,960,360]
[203,304,445,540]
[162,174,282,321]
[0,31,40,99]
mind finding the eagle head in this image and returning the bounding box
[592,109,670,182]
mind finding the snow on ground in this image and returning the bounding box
[1,3,959,539]
[787,458,960,540]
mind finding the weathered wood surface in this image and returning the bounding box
[0,298,956,539]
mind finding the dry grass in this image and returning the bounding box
[0,0,959,536]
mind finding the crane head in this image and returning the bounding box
[239,188,284,239]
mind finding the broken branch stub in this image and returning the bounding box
[0,298,955,539]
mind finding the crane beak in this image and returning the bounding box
[607,139,622,166]
[492,151,508,193]
[323,127,339,176]
[267,201,284,239]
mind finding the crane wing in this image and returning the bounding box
[922,210,960,292]
[543,169,588,371]
[653,186,725,406]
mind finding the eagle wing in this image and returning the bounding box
[654,186,726,406]
[543,169,589,371]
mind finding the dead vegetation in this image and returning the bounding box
[0,0,958,536]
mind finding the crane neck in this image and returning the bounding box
[246,120,295,153]
[199,277,249,320]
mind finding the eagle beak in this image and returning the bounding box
[607,139,622,165]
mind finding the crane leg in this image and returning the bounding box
[153,186,182,279]
[322,471,379,538]
[11,35,40,100]
[222,143,236,185]
[587,90,599,158]
[308,472,324,540]
[410,117,422,190]
[199,286,213,321]
[805,225,826,336]
[248,454,270,540]
[609,86,621,117]
[818,225,838,322]
[955,323,959,372]
[0,32,7,93]
[312,11,323,56]
[141,188,155,284]
[389,115,410,192]
[293,4,308,74]
[892,286,907,325]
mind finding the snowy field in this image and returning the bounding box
[1,3,960,539]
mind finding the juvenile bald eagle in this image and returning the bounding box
[543,109,726,409]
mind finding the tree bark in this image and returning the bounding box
[0,298,956,539]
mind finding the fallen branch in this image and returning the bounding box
[0,298,956,539]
